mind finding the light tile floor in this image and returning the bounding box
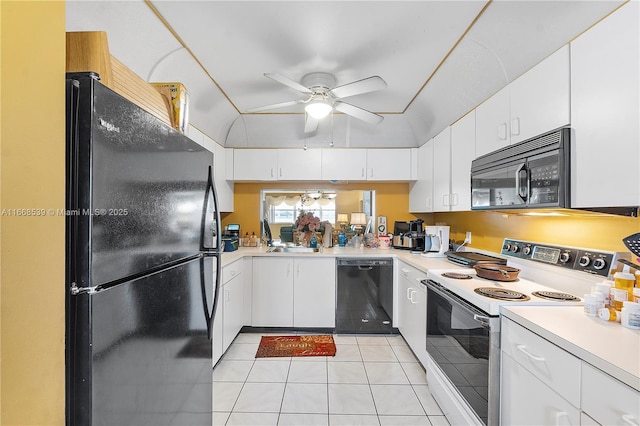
[213,332,450,426]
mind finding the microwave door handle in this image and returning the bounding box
[516,164,528,202]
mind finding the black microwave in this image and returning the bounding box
[471,128,570,210]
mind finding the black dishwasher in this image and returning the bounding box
[335,258,395,334]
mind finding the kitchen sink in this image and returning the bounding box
[266,246,320,253]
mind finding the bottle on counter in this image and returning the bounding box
[595,280,613,308]
[250,232,258,247]
[309,234,318,248]
[338,232,347,247]
[243,232,251,247]
[621,301,640,330]
[597,307,621,322]
[612,266,635,310]
[583,293,602,317]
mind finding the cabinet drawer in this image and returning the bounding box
[398,262,427,287]
[501,318,581,407]
[222,260,242,284]
[581,362,640,425]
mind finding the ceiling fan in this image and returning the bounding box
[246,72,387,133]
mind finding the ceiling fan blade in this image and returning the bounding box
[245,100,302,112]
[264,73,313,95]
[329,76,387,99]
[334,101,384,125]
[304,115,320,133]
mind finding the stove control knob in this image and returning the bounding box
[523,246,532,256]
[593,258,607,270]
[503,243,511,251]
[578,256,591,267]
[510,245,519,253]
[559,252,572,264]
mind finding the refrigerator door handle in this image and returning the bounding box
[200,254,221,340]
[201,166,222,253]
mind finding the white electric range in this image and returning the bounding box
[423,239,629,426]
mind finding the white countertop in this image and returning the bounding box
[221,246,458,271]
[501,305,640,391]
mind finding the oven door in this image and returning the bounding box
[471,160,528,209]
[425,279,500,426]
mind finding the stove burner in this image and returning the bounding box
[441,272,473,280]
[474,287,530,301]
[531,291,581,301]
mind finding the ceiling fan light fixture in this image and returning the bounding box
[305,100,332,119]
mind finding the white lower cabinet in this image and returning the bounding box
[397,261,428,366]
[252,257,335,327]
[222,270,243,352]
[581,362,640,426]
[501,316,640,426]
[501,352,580,425]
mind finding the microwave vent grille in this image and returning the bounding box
[471,128,568,172]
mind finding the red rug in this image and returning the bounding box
[255,335,336,358]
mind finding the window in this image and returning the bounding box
[267,198,336,225]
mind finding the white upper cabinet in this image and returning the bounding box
[409,140,434,213]
[509,45,570,145]
[366,149,412,180]
[570,1,640,209]
[276,149,322,180]
[476,85,511,157]
[233,149,278,181]
[476,45,570,157]
[433,127,452,212]
[321,148,368,181]
[450,110,476,211]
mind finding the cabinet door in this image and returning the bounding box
[321,148,367,181]
[252,257,293,326]
[276,149,322,180]
[509,45,570,144]
[366,149,412,180]
[409,141,434,213]
[293,258,336,327]
[233,149,278,181]
[213,141,234,212]
[501,352,580,426]
[581,362,640,426]
[450,110,475,211]
[433,127,451,212]
[475,85,510,157]
[222,273,243,351]
[570,1,640,208]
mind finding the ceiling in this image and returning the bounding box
[66,1,625,149]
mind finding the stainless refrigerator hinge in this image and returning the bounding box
[70,282,100,295]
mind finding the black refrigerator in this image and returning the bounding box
[65,73,221,425]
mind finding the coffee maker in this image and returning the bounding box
[392,219,425,251]
[421,225,450,258]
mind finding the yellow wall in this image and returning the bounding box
[1,1,66,424]
[228,183,639,256]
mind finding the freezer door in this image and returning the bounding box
[67,256,215,425]
[67,74,216,289]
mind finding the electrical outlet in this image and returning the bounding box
[465,231,472,244]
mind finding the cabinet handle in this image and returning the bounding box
[498,123,508,140]
[361,168,365,178]
[443,194,450,206]
[270,167,274,177]
[287,263,291,277]
[622,414,639,426]
[450,193,458,206]
[279,167,283,177]
[511,117,520,136]
[409,290,417,304]
[370,168,374,178]
[554,411,568,426]
[406,287,413,300]
[516,344,545,362]
[402,268,409,276]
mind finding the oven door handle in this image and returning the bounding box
[516,163,529,202]
[473,314,490,326]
